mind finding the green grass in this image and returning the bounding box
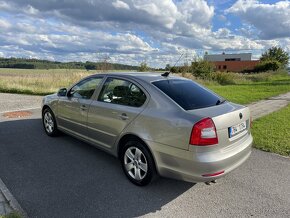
[203,72,290,104]
[0,212,22,218]
[207,82,290,104]
[251,104,290,156]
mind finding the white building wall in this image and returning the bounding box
[204,53,252,61]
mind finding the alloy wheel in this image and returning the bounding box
[44,111,54,134]
[124,146,148,180]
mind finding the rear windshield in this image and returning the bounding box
[152,79,223,110]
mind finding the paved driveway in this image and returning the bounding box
[0,93,42,113]
[0,109,289,218]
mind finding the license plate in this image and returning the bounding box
[229,121,247,138]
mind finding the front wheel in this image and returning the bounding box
[121,140,156,186]
[42,108,59,136]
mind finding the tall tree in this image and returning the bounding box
[260,46,289,68]
[139,61,149,72]
[165,64,171,71]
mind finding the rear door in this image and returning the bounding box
[87,77,148,149]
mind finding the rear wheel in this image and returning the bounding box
[121,140,156,186]
[42,108,59,137]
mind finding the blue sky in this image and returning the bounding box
[0,0,289,67]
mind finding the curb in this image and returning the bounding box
[0,178,28,218]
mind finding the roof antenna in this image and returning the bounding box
[161,53,184,77]
[161,72,170,77]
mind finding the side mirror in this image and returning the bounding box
[57,88,67,97]
[67,89,76,97]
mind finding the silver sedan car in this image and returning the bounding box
[42,72,252,186]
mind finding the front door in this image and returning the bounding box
[57,76,103,138]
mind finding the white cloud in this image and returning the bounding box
[0,17,156,58]
[214,28,231,38]
[0,0,289,68]
[112,0,130,10]
[133,0,179,29]
[177,0,214,27]
[0,1,12,10]
[25,5,39,15]
[226,0,290,39]
[0,18,11,30]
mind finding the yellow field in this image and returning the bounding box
[0,68,96,95]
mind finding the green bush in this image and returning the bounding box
[246,72,272,82]
[191,60,214,79]
[254,60,281,72]
[170,66,178,73]
[210,71,236,85]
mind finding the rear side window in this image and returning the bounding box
[152,79,222,110]
[98,78,146,107]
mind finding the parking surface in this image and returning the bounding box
[0,108,289,218]
[0,92,290,218]
[0,93,42,113]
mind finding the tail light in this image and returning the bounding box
[190,117,218,146]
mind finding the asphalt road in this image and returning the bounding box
[0,110,289,218]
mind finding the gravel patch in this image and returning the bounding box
[0,93,43,113]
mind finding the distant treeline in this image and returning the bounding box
[0,57,140,71]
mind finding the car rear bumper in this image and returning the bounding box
[147,133,253,183]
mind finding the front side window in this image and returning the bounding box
[98,78,146,107]
[70,77,103,99]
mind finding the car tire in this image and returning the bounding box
[42,107,59,137]
[121,139,156,186]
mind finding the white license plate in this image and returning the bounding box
[229,121,247,138]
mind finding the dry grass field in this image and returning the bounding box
[0,68,94,95]
[0,68,290,105]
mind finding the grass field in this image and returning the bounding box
[0,212,22,218]
[0,68,289,104]
[202,72,290,104]
[180,71,290,104]
[207,82,290,105]
[251,104,290,156]
[0,68,93,95]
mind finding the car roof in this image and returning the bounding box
[93,72,188,83]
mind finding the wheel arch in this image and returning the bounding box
[117,134,158,174]
[42,105,50,114]
[42,105,58,126]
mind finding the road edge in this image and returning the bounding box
[0,178,28,218]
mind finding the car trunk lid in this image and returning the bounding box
[187,102,251,151]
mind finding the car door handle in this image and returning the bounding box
[119,113,129,120]
[80,105,87,111]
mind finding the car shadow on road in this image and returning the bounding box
[0,118,195,218]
